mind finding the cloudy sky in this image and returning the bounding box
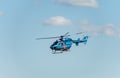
[0,0,120,78]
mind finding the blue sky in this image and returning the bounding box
[0,0,120,78]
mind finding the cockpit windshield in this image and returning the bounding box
[52,40,58,45]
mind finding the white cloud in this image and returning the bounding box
[43,16,72,26]
[55,0,99,8]
[43,17,120,38]
[79,20,120,38]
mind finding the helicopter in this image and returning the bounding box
[36,32,89,54]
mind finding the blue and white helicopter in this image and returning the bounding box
[36,32,89,54]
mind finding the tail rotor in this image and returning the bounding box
[82,36,89,44]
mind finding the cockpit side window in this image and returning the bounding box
[57,41,63,46]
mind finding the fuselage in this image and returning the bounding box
[50,38,72,51]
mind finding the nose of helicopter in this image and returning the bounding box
[50,46,53,49]
[50,46,56,50]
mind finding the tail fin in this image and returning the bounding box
[82,36,88,44]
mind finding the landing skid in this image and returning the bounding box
[52,50,63,54]
[52,49,70,54]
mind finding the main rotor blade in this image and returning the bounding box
[36,37,59,40]
[36,32,70,40]
[76,32,84,35]
[63,32,69,37]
